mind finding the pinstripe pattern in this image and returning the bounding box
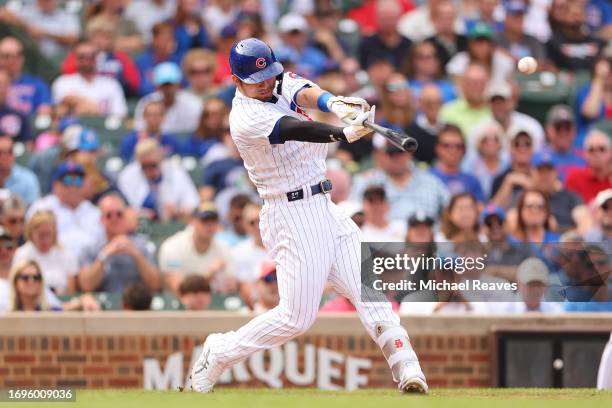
[210,73,412,378]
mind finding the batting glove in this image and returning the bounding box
[342,106,375,143]
[327,96,370,124]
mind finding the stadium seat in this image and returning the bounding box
[515,72,571,125]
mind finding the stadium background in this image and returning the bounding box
[0,0,610,391]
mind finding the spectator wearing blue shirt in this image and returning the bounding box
[404,40,456,103]
[574,56,611,146]
[0,136,40,205]
[533,105,586,181]
[430,124,485,202]
[199,128,244,201]
[135,21,184,96]
[277,13,331,79]
[120,100,180,162]
[182,98,226,159]
[585,0,612,38]
[0,37,51,117]
[168,0,212,55]
[0,69,31,143]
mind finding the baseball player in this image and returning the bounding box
[190,37,428,393]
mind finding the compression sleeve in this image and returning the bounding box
[273,116,347,144]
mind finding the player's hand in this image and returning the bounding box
[342,106,375,143]
[327,96,370,124]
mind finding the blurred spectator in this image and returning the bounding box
[351,137,450,221]
[62,15,141,97]
[212,23,238,87]
[446,22,514,82]
[182,48,219,102]
[406,83,445,164]
[118,138,199,222]
[84,0,143,54]
[122,282,153,311]
[79,193,160,293]
[0,69,31,142]
[585,0,612,40]
[361,185,406,242]
[436,192,483,243]
[13,210,77,295]
[563,244,612,310]
[51,41,128,118]
[481,204,532,270]
[463,0,505,34]
[337,200,365,229]
[216,193,251,246]
[134,62,203,134]
[347,0,415,36]
[474,81,545,149]
[203,0,239,41]
[584,189,612,255]
[426,0,467,68]
[431,125,485,202]
[178,274,212,311]
[234,10,268,42]
[27,161,103,258]
[0,0,80,60]
[0,136,40,205]
[0,195,25,245]
[0,226,17,281]
[159,202,237,295]
[183,98,227,158]
[31,104,71,152]
[406,211,435,244]
[403,40,456,103]
[511,189,560,256]
[491,127,535,208]
[440,63,491,138]
[125,0,177,44]
[311,1,350,63]
[462,121,509,199]
[530,153,588,233]
[253,261,279,313]
[135,22,183,96]
[565,129,612,204]
[575,55,611,144]
[533,105,586,181]
[358,0,413,71]
[199,126,244,201]
[231,202,270,309]
[120,100,180,162]
[0,37,51,117]
[277,13,330,78]
[546,1,604,72]
[504,257,563,313]
[398,0,454,42]
[379,72,415,130]
[169,0,212,54]
[496,0,546,63]
[7,258,95,311]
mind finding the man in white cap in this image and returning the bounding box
[504,257,563,313]
[277,13,330,78]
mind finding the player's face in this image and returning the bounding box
[235,76,277,101]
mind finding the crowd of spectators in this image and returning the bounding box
[0,0,610,314]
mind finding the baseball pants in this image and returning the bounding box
[206,191,401,369]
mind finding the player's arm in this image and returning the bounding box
[294,87,370,124]
[273,115,372,144]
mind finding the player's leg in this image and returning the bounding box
[327,216,428,393]
[191,199,334,392]
[597,331,612,390]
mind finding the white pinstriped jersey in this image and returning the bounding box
[229,72,328,199]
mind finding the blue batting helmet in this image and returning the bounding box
[229,38,284,84]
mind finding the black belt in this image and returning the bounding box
[286,180,332,202]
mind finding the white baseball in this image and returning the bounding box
[517,56,538,74]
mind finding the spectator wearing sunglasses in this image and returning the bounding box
[0,136,40,205]
[182,48,219,103]
[13,210,77,296]
[532,105,586,182]
[79,193,160,294]
[0,194,26,246]
[118,138,199,222]
[430,125,485,203]
[27,161,103,259]
[565,129,612,204]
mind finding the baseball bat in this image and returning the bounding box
[364,121,418,153]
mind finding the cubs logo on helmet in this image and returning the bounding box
[229,38,284,84]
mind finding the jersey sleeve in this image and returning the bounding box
[281,71,317,106]
[230,100,287,147]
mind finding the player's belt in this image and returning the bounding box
[286,179,332,202]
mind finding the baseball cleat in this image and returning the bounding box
[397,360,429,394]
[190,333,222,393]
